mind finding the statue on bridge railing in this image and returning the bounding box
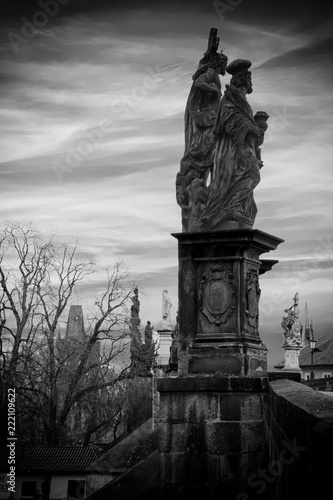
[176,28,269,232]
[281,293,302,346]
[175,28,228,232]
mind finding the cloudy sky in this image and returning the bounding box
[1,0,333,368]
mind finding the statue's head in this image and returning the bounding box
[194,51,228,79]
[227,59,253,94]
[207,51,228,75]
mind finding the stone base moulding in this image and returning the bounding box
[282,344,302,373]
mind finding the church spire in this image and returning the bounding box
[303,300,311,346]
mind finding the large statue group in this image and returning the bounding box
[176,28,269,232]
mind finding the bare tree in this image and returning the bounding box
[0,222,137,445]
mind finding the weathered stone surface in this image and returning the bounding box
[159,451,208,483]
[159,391,219,423]
[172,229,283,375]
[189,351,243,375]
[219,393,263,421]
[158,483,210,500]
[206,453,220,483]
[159,422,206,453]
[268,371,301,382]
[157,376,268,393]
[205,422,242,453]
[241,421,266,454]
[219,453,239,483]
[230,376,268,392]
[157,377,271,497]
[267,379,333,498]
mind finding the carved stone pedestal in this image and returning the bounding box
[156,329,173,367]
[172,229,283,377]
[282,344,302,373]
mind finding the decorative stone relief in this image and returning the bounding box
[199,265,236,325]
[245,268,261,331]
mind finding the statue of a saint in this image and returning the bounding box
[161,289,172,329]
[199,59,268,230]
[169,311,179,367]
[281,293,302,346]
[176,29,228,231]
[144,321,154,346]
[130,287,141,333]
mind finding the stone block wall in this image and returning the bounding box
[266,379,333,499]
[157,377,269,499]
[126,377,152,433]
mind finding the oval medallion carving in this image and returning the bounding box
[199,265,235,325]
[206,280,228,315]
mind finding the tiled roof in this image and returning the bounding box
[0,445,100,473]
[274,333,333,369]
[299,334,333,367]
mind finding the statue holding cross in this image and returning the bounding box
[175,28,228,232]
[176,28,269,232]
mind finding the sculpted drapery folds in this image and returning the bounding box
[176,42,228,231]
[201,60,268,230]
[176,52,269,232]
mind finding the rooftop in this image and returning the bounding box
[0,445,100,473]
[275,333,333,369]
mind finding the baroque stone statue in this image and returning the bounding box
[130,289,156,376]
[144,320,154,346]
[281,293,302,346]
[176,31,269,232]
[161,289,172,329]
[169,311,179,369]
[130,287,141,341]
[176,28,228,231]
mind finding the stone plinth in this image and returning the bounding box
[156,329,173,367]
[282,344,302,373]
[172,229,283,376]
[157,376,269,499]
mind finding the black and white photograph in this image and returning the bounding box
[0,0,333,498]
